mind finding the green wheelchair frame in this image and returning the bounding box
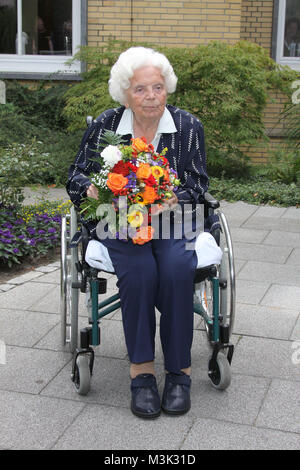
[61,197,235,396]
[60,193,235,395]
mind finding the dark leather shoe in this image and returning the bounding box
[161,372,191,415]
[131,374,161,419]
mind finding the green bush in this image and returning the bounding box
[62,40,297,178]
[0,102,83,187]
[209,176,300,207]
[265,147,300,184]
[5,80,70,130]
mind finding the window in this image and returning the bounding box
[276,0,300,71]
[0,0,85,79]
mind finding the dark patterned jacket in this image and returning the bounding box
[66,104,218,238]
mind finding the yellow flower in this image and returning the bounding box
[151,165,164,180]
[127,208,144,228]
[134,193,147,205]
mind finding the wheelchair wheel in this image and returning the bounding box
[208,352,231,390]
[217,210,236,337]
[194,209,235,341]
[73,354,91,395]
[60,206,79,353]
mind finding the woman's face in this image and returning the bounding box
[124,66,167,122]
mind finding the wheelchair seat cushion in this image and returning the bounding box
[85,232,222,273]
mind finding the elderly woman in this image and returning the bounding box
[67,47,209,419]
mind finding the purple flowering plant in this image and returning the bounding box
[0,200,71,267]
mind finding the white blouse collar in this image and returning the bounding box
[116,107,177,150]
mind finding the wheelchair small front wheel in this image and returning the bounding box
[208,353,231,390]
[73,355,91,395]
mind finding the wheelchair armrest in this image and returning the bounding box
[204,192,220,210]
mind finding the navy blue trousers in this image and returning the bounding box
[99,225,198,374]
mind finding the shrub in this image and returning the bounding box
[0,103,83,187]
[265,147,300,184]
[209,176,300,207]
[62,40,297,178]
[5,80,70,130]
[0,139,55,207]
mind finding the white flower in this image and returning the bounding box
[101,145,122,168]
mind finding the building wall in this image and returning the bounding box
[88,0,243,48]
[87,0,289,164]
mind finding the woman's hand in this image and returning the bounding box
[151,189,178,216]
[87,183,99,200]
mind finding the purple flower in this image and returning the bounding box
[38,229,46,234]
[14,219,24,225]
[18,234,25,239]
[13,248,20,253]
[29,239,36,246]
[27,227,36,235]
[48,227,56,233]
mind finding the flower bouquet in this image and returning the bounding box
[80,131,180,244]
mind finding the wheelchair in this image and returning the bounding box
[60,196,236,396]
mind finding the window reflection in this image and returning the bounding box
[20,0,72,55]
[284,0,300,57]
[0,0,17,54]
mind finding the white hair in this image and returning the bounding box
[108,47,178,105]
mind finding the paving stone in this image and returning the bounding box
[189,371,269,425]
[0,309,59,348]
[256,379,300,434]
[285,248,300,266]
[232,336,300,381]
[260,284,300,310]
[53,403,194,450]
[234,242,292,264]
[237,261,300,286]
[290,316,300,341]
[0,284,15,292]
[34,265,60,273]
[30,285,60,314]
[41,356,131,405]
[235,302,299,339]
[220,202,259,227]
[263,230,300,247]
[230,227,269,244]
[0,390,85,450]
[31,270,60,284]
[281,207,300,220]
[0,346,71,394]
[0,282,57,310]
[181,417,300,450]
[254,206,288,218]
[236,280,270,305]
[243,217,300,234]
[7,270,44,285]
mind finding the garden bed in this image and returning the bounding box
[0,199,71,273]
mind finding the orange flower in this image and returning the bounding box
[131,137,149,153]
[106,172,128,194]
[142,185,159,204]
[132,226,155,245]
[163,169,170,183]
[136,163,152,180]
